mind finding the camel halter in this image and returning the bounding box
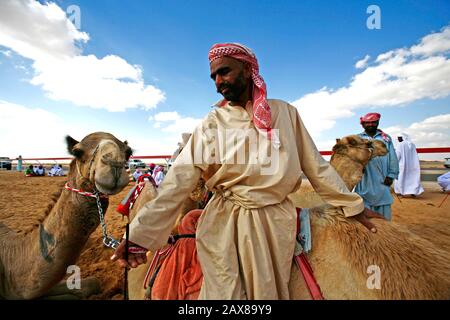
[65,144,121,250]
[65,182,120,250]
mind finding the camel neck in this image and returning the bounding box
[0,175,105,299]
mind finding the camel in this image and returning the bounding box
[0,132,132,299]
[287,136,450,299]
[127,135,450,299]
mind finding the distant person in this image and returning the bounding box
[35,165,45,176]
[394,133,424,197]
[25,165,35,177]
[355,112,399,220]
[437,172,450,192]
[152,165,165,187]
[133,168,144,182]
[148,163,156,176]
[48,164,64,176]
[16,155,23,172]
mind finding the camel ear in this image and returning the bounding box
[123,140,128,145]
[125,147,133,159]
[332,138,345,153]
[66,136,83,158]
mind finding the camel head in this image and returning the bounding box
[332,135,387,167]
[66,132,132,195]
[330,135,388,190]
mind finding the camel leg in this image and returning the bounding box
[39,276,101,300]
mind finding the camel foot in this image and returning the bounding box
[40,276,101,300]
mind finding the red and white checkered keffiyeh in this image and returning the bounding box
[208,43,280,148]
[360,112,381,124]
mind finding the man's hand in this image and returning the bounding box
[351,207,385,233]
[383,177,394,186]
[110,239,148,268]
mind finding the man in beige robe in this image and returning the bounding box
[112,43,380,299]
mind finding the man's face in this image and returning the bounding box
[398,136,403,142]
[361,120,379,135]
[210,57,251,102]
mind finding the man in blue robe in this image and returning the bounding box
[355,112,399,220]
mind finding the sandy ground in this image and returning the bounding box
[0,170,449,300]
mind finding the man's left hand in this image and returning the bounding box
[351,207,385,233]
[383,177,394,186]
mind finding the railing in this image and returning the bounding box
[7,147,450,162]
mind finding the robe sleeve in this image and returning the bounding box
[395,143,402,162]
[386,138,400,180]
[128,120,210,251]
[293,107,364,217]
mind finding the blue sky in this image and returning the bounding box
[0,0,449,160]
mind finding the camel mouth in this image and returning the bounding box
[95,181,126,195]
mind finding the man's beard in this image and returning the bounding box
[365,126,378,135]
[218,71,248,101]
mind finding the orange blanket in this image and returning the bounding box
[151,209,203,300]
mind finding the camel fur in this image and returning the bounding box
[0,132,132,299]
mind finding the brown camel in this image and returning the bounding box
[289,135,450,299]
[127,135,450,299]
[0,132,132,299]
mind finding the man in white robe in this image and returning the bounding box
[437,172,450,192]
[394,133,424,196]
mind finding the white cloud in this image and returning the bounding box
[0,100,73,158]
[149,111,202,134]
[0,100,185,159]
[355,54,370,69]
[0,0,165,112]
[0,0,88,61]
[1,50,12,57]
[385,114,450,148]
[410,27,450,56]
[153,111,181,122]
[292,25,450,137]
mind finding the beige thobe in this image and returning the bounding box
[129,99,364,300]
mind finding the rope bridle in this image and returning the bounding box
[76,144,100,183]
[64,143,121,250]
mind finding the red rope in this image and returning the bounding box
[295,208,325,300]
[64,182,108,198]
